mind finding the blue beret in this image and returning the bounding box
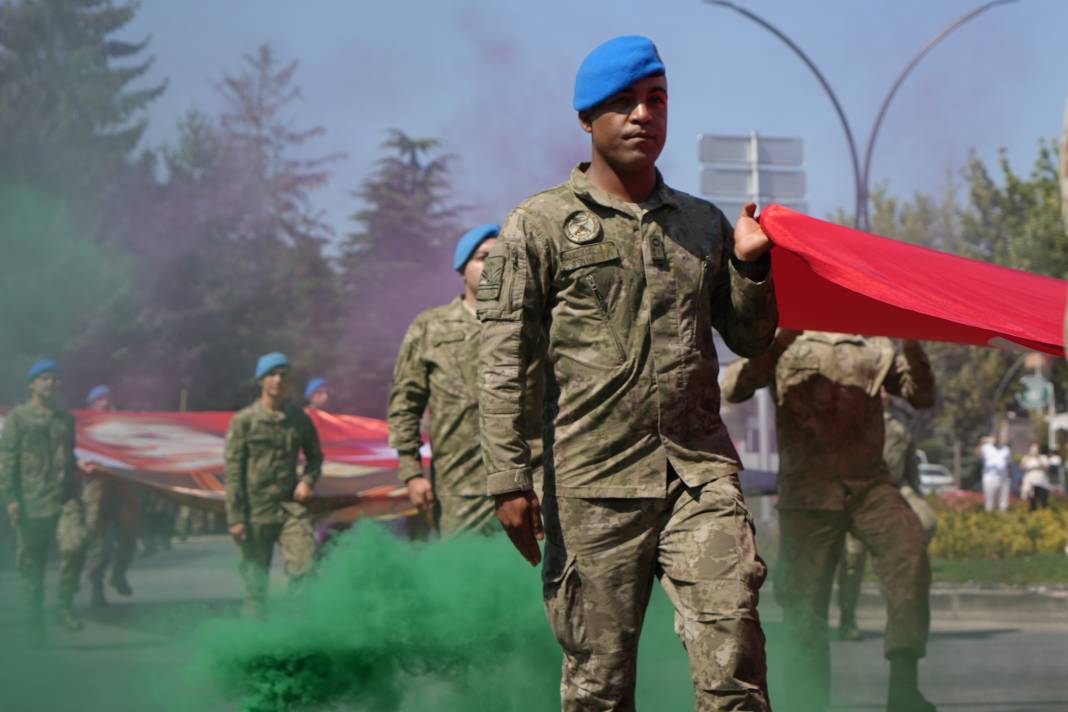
[453,223,500,272]
[255,352,289,380]
[27,359,59,382]
[573,35,665,112]
[86,384,111,405]
[304,378,327,399]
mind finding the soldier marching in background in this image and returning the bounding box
[80,384,142,607]
[478,36,777,710]
[388,224,544,536]
[0,359,87,641]
[836,390,938,642]
[723,332,937,712]
[224,352,322,617]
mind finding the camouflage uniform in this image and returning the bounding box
[0,401,87,630]
[478,164,777,710]
[722,333,935,711]
[83,474,141,598]
[388,296,544,536]
[224,401,322,613]
[837,398,938,626]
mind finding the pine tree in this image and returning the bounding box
[337,130,464,413]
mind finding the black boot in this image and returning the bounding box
[90,581,108,608]
[887,654,936,712]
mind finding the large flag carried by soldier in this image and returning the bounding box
[0,408,414,520]
[760,205,1066,356]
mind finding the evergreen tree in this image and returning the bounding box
[338,130,464,413]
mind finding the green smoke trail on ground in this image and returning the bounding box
[192,524,565,711]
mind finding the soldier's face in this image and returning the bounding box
[310,388,329,409]
[30,373,58,402]
[580,74,668,174]
[88,397,111,412]
[260,368,289,399]
[463,237,498,294]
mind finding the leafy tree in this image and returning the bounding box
[848,142,1067,481]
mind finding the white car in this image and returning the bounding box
[918,463,954,495]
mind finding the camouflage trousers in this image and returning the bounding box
[239,503,316,615]
[837,485,938,623]
[541,473,770,711]
[83,477,141,590]
[778,480,931,712]
[15,499,87,624]
[435,494,500,537]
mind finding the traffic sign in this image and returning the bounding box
[698,134,804,166]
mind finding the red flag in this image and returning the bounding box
[759,205,1066,356]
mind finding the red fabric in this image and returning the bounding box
[56,409,412,518]
[759,205,1067,356]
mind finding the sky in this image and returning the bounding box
[128,0,1068,240]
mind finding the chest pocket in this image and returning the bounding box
[558,242,626,364]
[777,346,822,393]
[432,331,467,348]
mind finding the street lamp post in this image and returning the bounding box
[705,0,1020,231]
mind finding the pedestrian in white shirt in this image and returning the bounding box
[977,435,1011,513]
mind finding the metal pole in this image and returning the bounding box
[705,1,864,228]
[860,0,1020,229]
[705,0,1020,232]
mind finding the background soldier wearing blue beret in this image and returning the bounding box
[224,352,322,616]
[0,359,87,640]
[388,225,544,535]
[304,377,330,412]
[477,36,777,710]
[81,384,141,607]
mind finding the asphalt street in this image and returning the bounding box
[0,536,1065,711]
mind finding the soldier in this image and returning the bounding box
[224,352,322,616]
[0,359,87,639]
[304,378,329,412]
[722,332,936,712]
[477,37,777,710]
[388,224,543,536]
[81,384,141,607]
[837,391,938,642]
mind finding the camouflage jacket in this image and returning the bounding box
[0,400,78,518]
[223,400,323,525]
[388,296,543,496]
[477,164,778,498]
[884,396,921,493]
[722,332,935,510]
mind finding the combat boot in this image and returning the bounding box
[109,573,133,597]
[837,614,863,641]
[887,654,936,712]
[56,606,84,632]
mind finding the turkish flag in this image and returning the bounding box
[759,205,1066,356]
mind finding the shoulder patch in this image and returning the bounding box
[476,255,506,301]
[563,210,602,244]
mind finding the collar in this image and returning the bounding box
[446,295,479,323]
[569,162,680,216]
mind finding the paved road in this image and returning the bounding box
[0,537,1065,711]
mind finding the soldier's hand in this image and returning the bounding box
[228,522,246,546]
[6,502,19,529]
[293,480,314,503]
[733,203,773,262]
[406,477,435,511]
[494,491,544,567]
[775,328,802,347]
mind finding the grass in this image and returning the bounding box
[929,553,1068,586]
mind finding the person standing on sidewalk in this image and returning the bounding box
[977,434,1011,513]
[224,352,322,617]
[478,36,778,710]
[724,332,936,712]
[0,359,87,640]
